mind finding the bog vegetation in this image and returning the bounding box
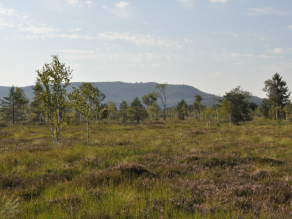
[0,56,292,218]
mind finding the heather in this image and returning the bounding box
[0,118,292,218]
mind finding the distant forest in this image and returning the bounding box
[0,81,263,107]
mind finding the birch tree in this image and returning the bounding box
[36,55,72,144]
[142,92,158,120]
[68,83,105,147]
[155,83,168,120]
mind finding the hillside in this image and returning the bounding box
[0,82,263,107]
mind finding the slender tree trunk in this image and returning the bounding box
[87,121,90,148]
[163,107,166,120]
[50,117,55,144]
[96,114,99,124]
[12,98,15,125]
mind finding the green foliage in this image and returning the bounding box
[127,97,148,123]
[119,100,129,122]
[0,86,29,124]
[223,86,252,125]
[68,82,105,146]
[107,101,117,121]
[155,83,168,120]
[142,92,159,119]
[29,84,44,122]
[35,55,73,144]
[263,73,291,120]
[177,99,188,120]
[193,95,203,119]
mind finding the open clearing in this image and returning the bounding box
[1,118,292,218]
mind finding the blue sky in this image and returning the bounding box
[0,0,291,98]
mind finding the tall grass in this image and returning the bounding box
[0,118,292,218]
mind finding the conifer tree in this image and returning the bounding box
[0,86,29,124]
[128,97,148,123]
[119,100,129,122]
[263,73,291,120]
[177,99,188,120]
[223,86,252,125]
[193,95,203,120]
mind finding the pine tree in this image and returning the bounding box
[119,100,129,122]
[223,86,252,125]
[128,97,148,123]
[193,95,203,120]
[29,84,44,122]
[0,86,29,124]
[177,99,188,120]
[263,73,291,120]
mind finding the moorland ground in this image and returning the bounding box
[1,118,292,218]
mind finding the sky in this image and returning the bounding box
[0,0,292,98]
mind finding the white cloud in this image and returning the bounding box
[245,54,254,57]
[102,5,108,9]
[85,1,94,8]
[246,7,288,16]
[209,0,229,3]
[66,0,94,8]
[70,28,82,32]
[56,50,184,63]
[273,48,285,54]
[19,24,57,34]
[67,0,80,7]
[230,53,241,58]
[184,39,193,43]
[288,25,292,29]
[259,55,276,59]
[288,48,292,52]
[97,32,183,48]
[0,6,16,16]
[110,1,132,18]
[267,48,286,54]
[213,31,238,37]
[178,0,194,9]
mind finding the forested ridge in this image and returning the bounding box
[0,81,263,107]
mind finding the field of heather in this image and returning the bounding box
[1,118,292,218]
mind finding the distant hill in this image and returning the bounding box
[0,82,263,107]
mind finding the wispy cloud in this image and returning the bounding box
[288,25,292,29]
[70,28,82,32]
[97,32,183,48]
[184,39,193,43]
[246,7,289,16]
[267,48,286,54]
[109,1,132,18]
[0,4,57,35]
[178,0,194,9]
[259,55,276,59]
[66,0,94,8]
[209,0,229,3]
[56,50,184,64]
[213,31,238,37]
